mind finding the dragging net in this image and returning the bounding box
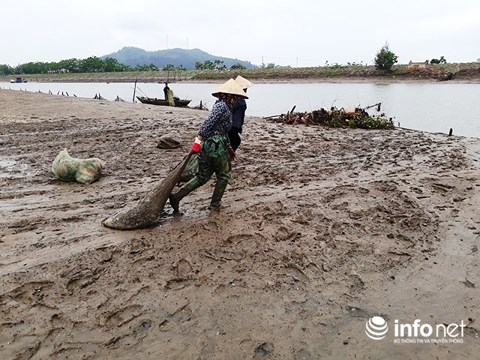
[102,153,192,230]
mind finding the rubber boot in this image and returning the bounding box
[169,186,192,214]
[209,182,227,211]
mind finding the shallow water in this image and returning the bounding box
[2,81,480,138]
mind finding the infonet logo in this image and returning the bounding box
[365,316,388,340]
[365,317,466,344]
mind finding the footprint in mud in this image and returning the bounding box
[65,268,101,291]
[105,319,153,349]
[170,303,192,322]
[128,237,152,255]
[165,277,195,291]
[296,348,312,359]
[164,259,196,290]
[349,274,365,292]
[284,263,309,283]
[343,305,388,320]
[133,319,152,337]
[159,303,193,331]
[203,248,246,261]
[96,247,122,264]
[225,233,255,244]
[1,281,55,302]
[202,220,219,232]
[253,342,274,359]
[12,341,41,360]
[103,304,144,327]
[176,258,193,277]
[274,226,296,242]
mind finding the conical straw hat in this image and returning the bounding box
[234,75,253,89]
[212,79,248,99]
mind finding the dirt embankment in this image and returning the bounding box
[2,63,480,84]
[0,89,479,359]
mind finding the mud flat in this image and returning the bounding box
[0,89,479,359]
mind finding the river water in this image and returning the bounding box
[2,81,479,138]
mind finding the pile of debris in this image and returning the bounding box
[266,103,395,130]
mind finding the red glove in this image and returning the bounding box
[227,145,236,160]
[190,137,202,153]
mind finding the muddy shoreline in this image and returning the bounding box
[2,76,480,85]
[1,89,479,359]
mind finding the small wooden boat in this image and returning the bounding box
[10,77,26,83]
[136,96,191,107]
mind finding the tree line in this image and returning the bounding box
[1,45,446,75]
[0,56,247,75]
[374,43,447,70]
[0,57,132,75]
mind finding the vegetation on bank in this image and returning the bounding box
[269,106,395,130]
[374,43,398,71]
[0,63,480,82]
[1,62,479,84]
[0,57,245,76]
[2,41,479,83]
[3,42,480,84]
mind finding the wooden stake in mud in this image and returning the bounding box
[363,102,381,112]
[132,79,138,103]
[264,105,297,119]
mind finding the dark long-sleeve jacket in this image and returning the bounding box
[231,98,247,129]
[198,99,232,139]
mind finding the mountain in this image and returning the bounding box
[102,47,256,70]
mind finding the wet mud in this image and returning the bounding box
[1,89,479,359]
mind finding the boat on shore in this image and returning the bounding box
[136,96,191,107]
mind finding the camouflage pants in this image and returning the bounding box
[183,135,231,193]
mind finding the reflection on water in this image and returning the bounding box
[2,81,479,138]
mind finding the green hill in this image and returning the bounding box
[102,47,256,70]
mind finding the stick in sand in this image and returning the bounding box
[102,153,192,230]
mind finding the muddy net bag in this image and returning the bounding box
[102,153,192,230]
[52,149,103,185]
[179,153,199,182]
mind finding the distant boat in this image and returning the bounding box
[136,96,191,107]
[10,77,26,83]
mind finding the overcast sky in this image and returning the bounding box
[3,0,479,67]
